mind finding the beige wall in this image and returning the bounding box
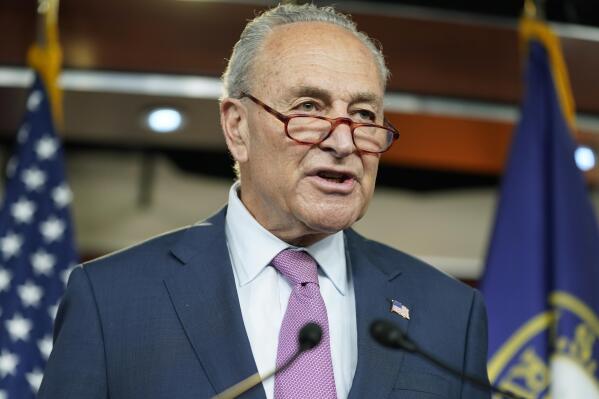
[39,151,596,280]
[2,148,597,279]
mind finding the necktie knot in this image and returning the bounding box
[271,249,318,286]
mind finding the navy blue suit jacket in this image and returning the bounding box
[38,208,490,398]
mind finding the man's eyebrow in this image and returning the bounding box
[288,86,333,103]
[287,87,382,111]
[350,92,379,104]
[350,92,383,113]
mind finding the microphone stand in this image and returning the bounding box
[370,319,526,399]
[213,350,303,399]
[212,322,322,399]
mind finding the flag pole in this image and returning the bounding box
[519,0,576,131]
[27,0,63,129]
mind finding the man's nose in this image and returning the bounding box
[319,120,356,157]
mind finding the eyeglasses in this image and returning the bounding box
[240,92,400,154]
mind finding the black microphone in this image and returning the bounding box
[298,322,323,351]
[370,319,525,399]
[212,322,322,399]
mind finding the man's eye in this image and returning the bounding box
[297,102,317,112]
[356,110,376,121]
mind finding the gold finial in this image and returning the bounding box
[36,0,60,24]
[35,0,60,47]
[29,0,63,128]
[523,0,538,19]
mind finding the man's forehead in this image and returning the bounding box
[263,21,357,46]
[255,21,375,69]
[251,22,384,102]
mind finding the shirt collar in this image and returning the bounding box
[225,181,348,295]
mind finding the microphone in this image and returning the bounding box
[298,322,323,351]
[212,322,322,399]
[370,319,525,399]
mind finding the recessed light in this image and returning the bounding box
[146,108,183,133]
[575,145,596,172]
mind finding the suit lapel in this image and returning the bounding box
[346,230,413,399]
[164,208,266,399]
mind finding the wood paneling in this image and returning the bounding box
[1,0,598,184]
[382,113,512,173]
[381,111,599,184]
[2,1,599,111]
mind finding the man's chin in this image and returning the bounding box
[300,207,362,236]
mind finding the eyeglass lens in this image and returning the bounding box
[287,117,393,153]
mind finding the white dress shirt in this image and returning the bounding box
[225,182,357,399]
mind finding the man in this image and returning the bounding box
[39,4,489,398]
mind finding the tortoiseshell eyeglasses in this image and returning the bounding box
[241,92,400,154]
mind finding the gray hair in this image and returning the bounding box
[221,3,390,99]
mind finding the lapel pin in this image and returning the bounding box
[390,299,410,320]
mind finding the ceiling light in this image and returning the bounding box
[146,108,183,133]
[575,145,596,172]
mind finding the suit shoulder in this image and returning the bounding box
[80,208,227,289]
[81,225,191,274]
[347,229,474,296]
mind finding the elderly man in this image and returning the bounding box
[39,4,489,399]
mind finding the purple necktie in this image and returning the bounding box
[271,249,337,399]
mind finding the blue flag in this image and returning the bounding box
[481,22,599,398]
[0,74,78,398]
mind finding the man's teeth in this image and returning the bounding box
[328,177,344,182]
[318,172,348,182]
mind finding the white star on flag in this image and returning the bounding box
[0,269,12,292]
[0,350,19,378]
[26,90,42,111]
[35,136,58,160]
[0,389,7,399]
[25,368,43,393]
[11,197,36,224]
[31,249,56,276]
[52,184,72,208]
[1,233,23,259]
[17,281,43,307]
[5,313,33,342]
[37,336,53,360]
[21,167,46,192]
[40,217,65,242]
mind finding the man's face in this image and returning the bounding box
[225,22,385,246]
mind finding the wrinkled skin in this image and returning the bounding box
[220,22,384,246]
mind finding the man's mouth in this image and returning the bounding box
[308,168,358,193]
[316,170,353,184]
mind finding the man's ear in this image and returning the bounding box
[220,98,250,163]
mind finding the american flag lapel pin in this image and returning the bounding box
[390,299,410,320]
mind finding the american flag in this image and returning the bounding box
[0,74,78,398]
[390,299,410,320]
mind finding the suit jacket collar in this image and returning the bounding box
[166,208,413,399]
[344,229,412,399]
[165,207,267,399]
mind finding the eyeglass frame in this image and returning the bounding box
[239,92,400,154]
